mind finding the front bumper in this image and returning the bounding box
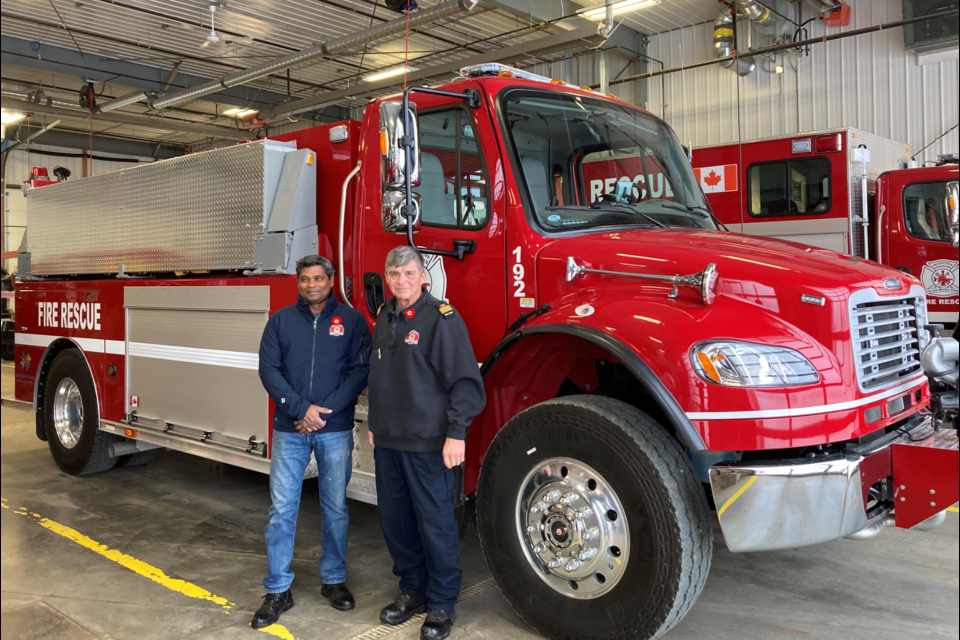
[709,415,958,553]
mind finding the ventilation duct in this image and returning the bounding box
[714,1,786,76]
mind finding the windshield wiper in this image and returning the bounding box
[546,205,669,229]
[659,203,710,218]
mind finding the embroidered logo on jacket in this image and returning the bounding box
[330,324,345,337]
[405,330,420,345]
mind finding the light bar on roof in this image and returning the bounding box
[460,64,552,84]
[579,0,661,20]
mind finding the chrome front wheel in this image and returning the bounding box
[516,458,629,600]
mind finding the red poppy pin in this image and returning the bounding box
[405,330,420,345]
[332,317,342,325]
[405,308,416,319]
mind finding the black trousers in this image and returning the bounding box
[374,447,461,613]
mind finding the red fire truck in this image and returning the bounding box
[688,130,959,328]
[11,65,959,640]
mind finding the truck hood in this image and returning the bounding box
[538,228,919,312]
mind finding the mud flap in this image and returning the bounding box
[892,428,958,529]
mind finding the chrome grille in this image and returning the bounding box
[850,297,923,391]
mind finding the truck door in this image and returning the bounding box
[884,173,960,326]
[358,88,508,359]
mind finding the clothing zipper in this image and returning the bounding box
[309,315,318,397]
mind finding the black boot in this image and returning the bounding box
[420,609,456,640]
[251,590,294,629]
[380,593,427,625]
[321,583,356,611]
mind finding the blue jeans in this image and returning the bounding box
[264,429,353,593]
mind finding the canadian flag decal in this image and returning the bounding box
[694,164,738,193]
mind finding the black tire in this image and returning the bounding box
[477,396,712,640]
[116,448,161,469]
[44,349,119,476]
[0,343,13,362]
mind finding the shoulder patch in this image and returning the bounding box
[437,304,456,319]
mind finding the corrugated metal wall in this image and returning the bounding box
[644,0,959,163]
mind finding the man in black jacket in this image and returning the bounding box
[368,246,486,640]
[252,255,371,629]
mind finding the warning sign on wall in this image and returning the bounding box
[694,164,738,194]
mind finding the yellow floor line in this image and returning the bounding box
[949,507,959,514]
[717,476,757,521]
[2,497,303,639]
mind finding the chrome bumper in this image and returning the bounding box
[709,415,955,553]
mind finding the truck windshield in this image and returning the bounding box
[903,181,954,243]
[502,90,715,232]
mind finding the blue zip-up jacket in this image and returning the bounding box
[259,295,371,434]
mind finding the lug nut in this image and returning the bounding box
[561,492,580,505]
[577,507,594,520]
[530,503,545,515]
[544,490,562,503]
[578,547,598,561]
[548,556,565,569]
[533,542,548,554]
[583,527,600,541]
[527,524,541,534]
[564,559,582,573]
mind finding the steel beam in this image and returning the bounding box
[0,99,256,141]
[261,24,608,120]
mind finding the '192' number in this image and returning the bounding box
[512,247,526,297]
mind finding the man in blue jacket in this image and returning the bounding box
[252,255,371,629]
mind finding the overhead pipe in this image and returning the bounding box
[99,90,156,113]
[2,88,81,111]
[103,0,479,113]
[610,8,960,86]
[714,8,756,77]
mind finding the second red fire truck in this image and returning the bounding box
[11,66,960,640]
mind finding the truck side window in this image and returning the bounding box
[417,108,490,229]
[903,182,952,242]
[748,157,831,217]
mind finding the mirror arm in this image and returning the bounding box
[401,85,483,260]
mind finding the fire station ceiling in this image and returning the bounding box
[0,0,721,150]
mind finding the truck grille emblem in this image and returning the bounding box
[883,278,902,291]
[801,294,825,306]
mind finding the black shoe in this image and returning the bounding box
[380,593,428,626]
[321,583,356,611]
[420,609,456,640]
[251,590,294,629]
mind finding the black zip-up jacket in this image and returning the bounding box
[368,292,486,452]
[259,295,371,434]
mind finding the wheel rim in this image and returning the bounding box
[515,457,630,600]
[53,377,84,450]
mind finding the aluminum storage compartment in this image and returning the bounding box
[24,140,298,276]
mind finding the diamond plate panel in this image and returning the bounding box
[26,140,295,276]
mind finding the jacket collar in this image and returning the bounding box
[297,294,339,322]
[386,289,435,322]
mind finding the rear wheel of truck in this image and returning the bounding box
[44,349,118,476]
[477,396,712,640]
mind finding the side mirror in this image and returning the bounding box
[382,191,422,234]
[380,101,420,190]
[949,182,959,248]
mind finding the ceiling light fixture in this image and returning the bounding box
[223,108,257,117]
[578,0,661,20]
[1,110,27,125]
[364,67,417,83]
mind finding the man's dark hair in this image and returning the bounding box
[296,255,335,278]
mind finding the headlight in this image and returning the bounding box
[691,341,821,387]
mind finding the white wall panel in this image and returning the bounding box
[645,0,959,164]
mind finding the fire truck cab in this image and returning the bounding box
[691,131,959,328]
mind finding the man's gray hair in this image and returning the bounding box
[385,246,425,274]
[296,255,335,278]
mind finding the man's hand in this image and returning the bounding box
[442,438,465,469]
[298,405,332,433]
[368,430,375,448]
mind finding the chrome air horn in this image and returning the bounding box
[566,257,721,305]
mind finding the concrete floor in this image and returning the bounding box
[2,363,958,640]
